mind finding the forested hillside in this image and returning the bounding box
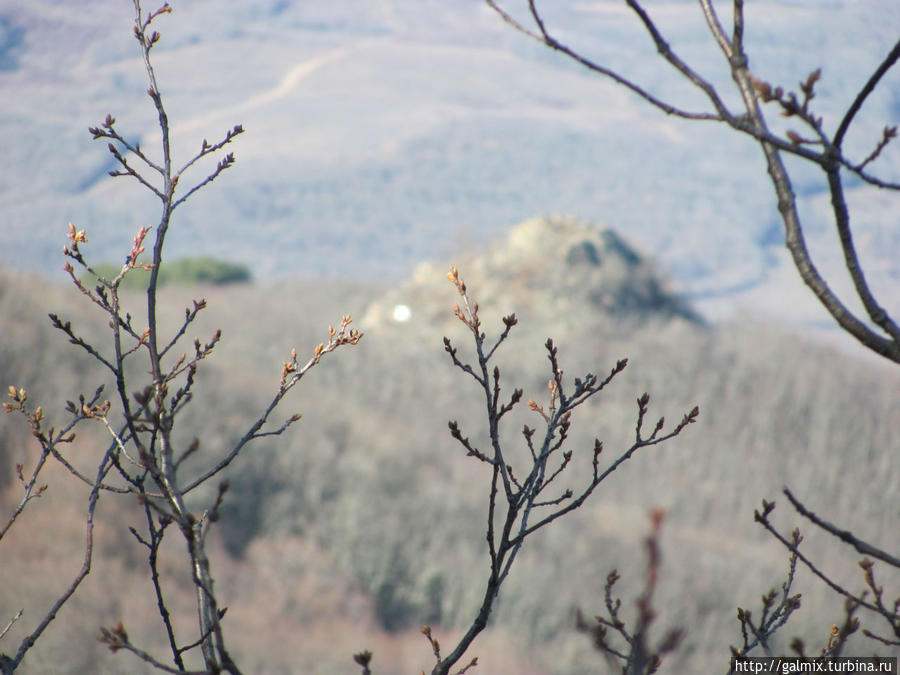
[2,217,897,673]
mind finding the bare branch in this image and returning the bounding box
[8,445,115,670]
[488,1,900,363]
[783,488,900,569]
[834,37,900,148]
[754,501,882,616]
[432,268,696,674]
[484,0,722,121]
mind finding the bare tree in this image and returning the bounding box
[2,2,359,673]
[485,0,900,364]
[398,268,697,675]
[485,1,900,666]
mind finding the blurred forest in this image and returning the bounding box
[1,216,897,673]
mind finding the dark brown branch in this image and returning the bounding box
[783,488,900,569]
[825,165,900,343]
[180,320,360,494]
[8,447,114,670]
[834,37,900,148]
[754,503,881,615]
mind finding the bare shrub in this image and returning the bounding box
[1,2,360,673]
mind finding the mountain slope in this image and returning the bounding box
[1,225,898,672]
[1,1,898,358]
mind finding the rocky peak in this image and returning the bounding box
[361,216,699,336]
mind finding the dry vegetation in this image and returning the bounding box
[2,236,898,673]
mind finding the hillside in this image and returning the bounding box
[225,218,899,672]
[1,1,899,357]
[2,218,897,673]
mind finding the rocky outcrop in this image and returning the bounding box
[361,215,700,336]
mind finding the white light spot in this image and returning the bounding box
[392,304,412,322]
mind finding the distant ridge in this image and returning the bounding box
[361,215,701,335]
